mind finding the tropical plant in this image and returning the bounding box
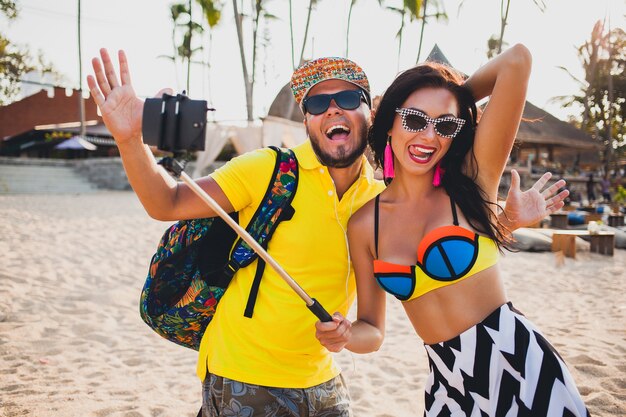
[232,0,278,121]
[459,0,545,57]
[0,0,60,105]
[346,0,382,57]
[386,0,421,72]
[299,0,318,66]
[0,0,17,19]
[414,0,447,63]
[165,1,220,94]
[384,0,447,70]
[196,0,223,102]
[613,185,626,204]
[556,21,626,171]
[0,34,32,104]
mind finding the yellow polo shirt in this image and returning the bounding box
[196,140,384,388]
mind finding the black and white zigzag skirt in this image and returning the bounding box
[423,302,590,417]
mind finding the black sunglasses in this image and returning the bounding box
[302,90,368,115]
[395,108,465,139]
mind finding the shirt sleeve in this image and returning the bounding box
[209,148,277,212]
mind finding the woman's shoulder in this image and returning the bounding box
[349,193,379,231]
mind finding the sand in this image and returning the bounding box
[1,192,624,417]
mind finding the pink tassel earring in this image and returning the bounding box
[383,136,395,181]
[432,162,444,187]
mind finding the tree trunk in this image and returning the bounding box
[186,0,192,93]
[497,0,510,55]
[77,0,86,138]
[232,0,254,120]
[299,0,314,66]
[415,0,427,64]
[289,0,295,69]
[605,27,614,173]
[251,2,261,97]
[397,11,405,73]
[346,1,354,57]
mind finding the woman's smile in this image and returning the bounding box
[408,144,436,164]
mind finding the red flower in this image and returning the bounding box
[279,159,296,173]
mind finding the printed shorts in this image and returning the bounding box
[202,373,352,417]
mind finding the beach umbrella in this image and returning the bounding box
[54,136,97,151]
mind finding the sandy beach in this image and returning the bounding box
[1,192,624,417]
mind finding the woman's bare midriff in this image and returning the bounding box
[403,265,507,345]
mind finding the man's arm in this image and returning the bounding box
[498,169,569,231]
[87,48,233,221]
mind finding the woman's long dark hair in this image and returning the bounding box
[368,62,509,248]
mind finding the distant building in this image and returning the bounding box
[0,87,115,158]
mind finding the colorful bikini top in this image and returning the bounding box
[373,194,499,302]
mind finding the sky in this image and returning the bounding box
[3,0,624,123]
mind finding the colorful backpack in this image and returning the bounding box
[139,147,298,350]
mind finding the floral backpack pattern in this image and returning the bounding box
[140,147,298,350]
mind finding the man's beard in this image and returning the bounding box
[307,122,368,168]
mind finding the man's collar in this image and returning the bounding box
[292,139,323,170]
[292,139,375,181]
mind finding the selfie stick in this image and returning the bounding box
[159,157,333,323]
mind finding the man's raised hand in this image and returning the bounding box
[86,49,144,145]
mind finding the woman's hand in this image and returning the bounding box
[315,313,352,353]
[501,169,569,230]
[86,49,146,146]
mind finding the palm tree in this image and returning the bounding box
[196,0,222,101]
[232,0,254,121]
[161,3,189,90]
[497,0,546,54]
[555,21,626,171]
[346,0,384,57]
[232,0,278,121]
[556,21,606,132]
[346,0,358,57]
[386,0,421,72]
[298,0,318,66]
[414,0,447,63]
[77,0,86,139]
[164,2,214,95]
[460,0,546,56]
[289,0,295,69]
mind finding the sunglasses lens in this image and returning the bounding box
[404,113,428,131]
[304,95,331,115]
[334,90,362,110]
[304,90,364,115]
[436,120,461,137]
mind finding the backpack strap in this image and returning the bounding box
[222,146,299,318]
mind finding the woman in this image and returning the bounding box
[317,45,590,416]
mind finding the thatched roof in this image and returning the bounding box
[426,44,454,67]
[267,83,302,123]
[268,47,600,155]
[422,45,598,152]
[517,101,600,150]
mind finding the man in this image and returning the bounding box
[87,49,567,416]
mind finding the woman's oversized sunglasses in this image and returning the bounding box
[302,90,369,115]
[395,108,465,139]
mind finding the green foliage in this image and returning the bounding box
[613,185,626,203]
[558,22,626,163]
[0,34,32,104]
[167,1,223,93]
[197,0,222,28]
[0,0,17,20]
[0,1,61,105]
